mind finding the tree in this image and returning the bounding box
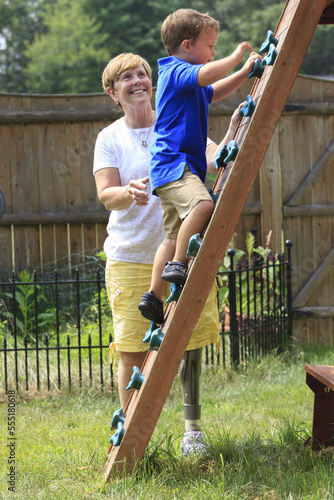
[24,0,109,93]
[0,0,332,94]
[300,25,334,76]
[0,0,53,93]
[80,0,182,83]
[214,1,286,59]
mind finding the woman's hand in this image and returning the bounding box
[128,176,150,206]
[95,169,150,210]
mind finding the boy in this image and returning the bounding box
[139,9,260,323]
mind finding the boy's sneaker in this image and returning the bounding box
[138,291,164,324]
[161,261,188,286]
[180,430,209,457]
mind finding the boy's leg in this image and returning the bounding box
[138,238,176,323]
[156,167,214,283]
[139,190,181,323]
[173,199,213,263]
[149,238,176,300]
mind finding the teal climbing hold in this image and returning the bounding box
[110,421,125,446]
[262,43,278,67]
[224,140,239,164]
[214,145,228,169]
[208,188,217,203]
[126,366,144,391]
[248,58,265,79]
[149,327,164,351]
[111,408,126,429]
[110,408,126,446]
[143,321,158,344]
[186,233,202,259]
[259,30,278,55]
[239,95,256,118]
[166,282,182,304]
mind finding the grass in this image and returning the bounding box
[0,344,333,499]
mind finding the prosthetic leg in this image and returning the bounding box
[179,347,208,455]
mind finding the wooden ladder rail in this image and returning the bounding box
[105,0,329,479]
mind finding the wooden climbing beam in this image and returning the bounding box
[105,0,329,479]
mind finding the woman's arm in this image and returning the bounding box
[206,102,245,172]
[94,168,150,211]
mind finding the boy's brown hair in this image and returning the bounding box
[161,9,220,56]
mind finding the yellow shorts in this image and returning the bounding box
[105,259,220,358]
[155,166,213,239]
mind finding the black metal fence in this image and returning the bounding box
[0,242,293,393]
[217,240,293,368]
[0,267,113,393]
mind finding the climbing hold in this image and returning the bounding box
[208,188,217,203]
[126,366,144,391]
[214,145,228,169]
[149,327,164,351]
[262,43,278,67]
[110,408,126,429]
[239,95,256,118]
[224,140,239,164]
[110,421,125,447]
[259,30,278,55]
[186,233,203,259]
[166,282,182,304]
[248,58,265,79]
[143,321,158,344]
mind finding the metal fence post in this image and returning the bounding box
[285,240,293,342]
[228,249,239,367]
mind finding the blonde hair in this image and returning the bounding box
[161,9,220,56]
[102,53,152,93]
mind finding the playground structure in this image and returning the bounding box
[105,0,334,479]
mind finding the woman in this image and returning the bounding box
[93,53,240,456]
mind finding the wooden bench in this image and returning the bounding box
[305,364,334,449]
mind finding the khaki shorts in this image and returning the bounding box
[155,166,213,239]
[105,259,220,358]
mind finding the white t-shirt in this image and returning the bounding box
[93,117,165,264]
[93,117,214,264]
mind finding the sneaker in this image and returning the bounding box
[161,261,188,286]
[180,430,209,457]
[138,291,164,324]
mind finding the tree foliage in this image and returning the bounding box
[0,0,54,92]
[24,0,109,93]
[0,0,332,94]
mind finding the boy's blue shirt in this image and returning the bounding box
[149,56,214,194]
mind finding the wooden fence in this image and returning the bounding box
[0,75,333,345]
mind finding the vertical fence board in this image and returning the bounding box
[260,129,283,251]
[53,224,70,266]
[80,122,97,210]
[51,122,67,212]
[96,222,108,253]
[9,124,25,213]
[13,225,41,272]
[66,122,82,212]
[23,123,40,213]
[40,224,56,272]
[38,123,54,212]
[0,124,12,272]
[0,124,11,210]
